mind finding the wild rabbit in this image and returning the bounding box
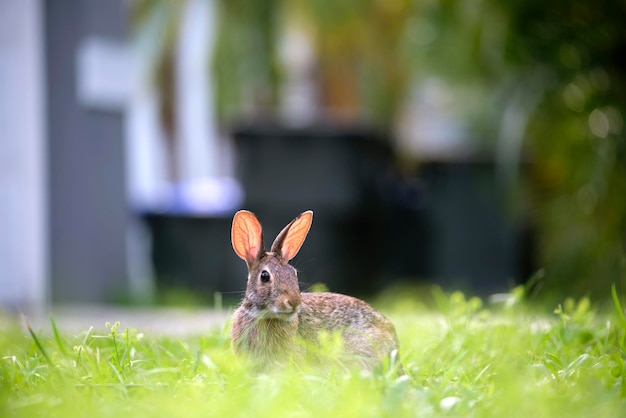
[230,210,400,370]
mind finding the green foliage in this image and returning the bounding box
[410,0,626,297]
[211,0,415,127]
[2,288,626,417]
[504,0,626,297]
[212,0,283,123]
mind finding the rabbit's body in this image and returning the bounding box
[232,292,399,366]
[230,210,400,369]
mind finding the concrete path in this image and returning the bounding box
[3,305,231,337]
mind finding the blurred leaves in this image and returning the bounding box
[212,0,283,123]
[501,0,626,297]
[402,0,626,296]
[291,0,413,125]
[212,0,415,126]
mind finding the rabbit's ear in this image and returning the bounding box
[270,210,313,261]
[232,210,264,265]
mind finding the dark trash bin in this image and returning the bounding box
[139,178,245,300]
[232,121,393,295]
[404,160,534,295]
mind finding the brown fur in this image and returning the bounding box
[230,210,400,370]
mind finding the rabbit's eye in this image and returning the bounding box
[260,270,271,283]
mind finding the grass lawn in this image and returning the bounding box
[2,286,626,417]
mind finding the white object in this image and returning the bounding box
[76,36,134,111]
[176,0,222,179]
[396,78,469,160]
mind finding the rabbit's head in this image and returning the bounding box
[232,210,313,321]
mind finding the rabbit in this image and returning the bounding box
[230,209,400,370]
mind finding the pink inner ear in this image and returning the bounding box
[280,211,312,260]
[233,233,258,261]
[232,211,263,263]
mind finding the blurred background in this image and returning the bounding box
[1,0,625,311]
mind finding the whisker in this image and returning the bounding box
[291,257,317,272]
[220,290,246,295]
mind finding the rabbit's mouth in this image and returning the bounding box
[266,305,301,321]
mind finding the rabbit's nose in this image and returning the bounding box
[284,295,301,312]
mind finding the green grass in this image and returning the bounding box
[2,286,626,417]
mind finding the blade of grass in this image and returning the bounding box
[50,315,68,356]
[81,326,94,346]
[524,268,546,299]
[431,286,449,313]
[611,284,626,350]
[611,284,626,327]
[21,314,52,365]
[124,327,131,369]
